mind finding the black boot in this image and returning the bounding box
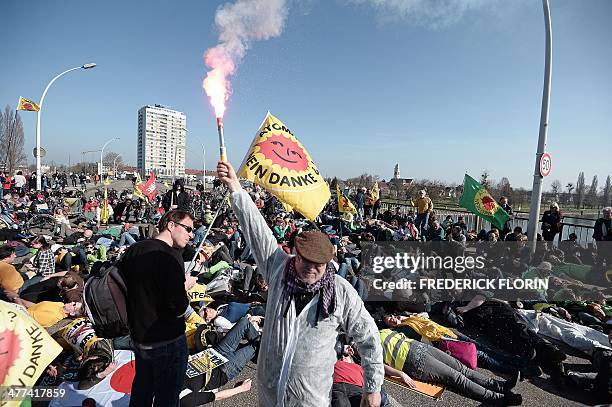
[503,392,523,406]
[503,370,521,393]
[519,364,542,379]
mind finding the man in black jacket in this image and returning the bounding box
[163,179,191,212]
[121,209,197,407]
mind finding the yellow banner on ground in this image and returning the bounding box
[133,174,146,200]
[336,185,356,214]
[16,96,40,112]
[0,301,62,407]
[238,112,330,221]
[187,284,213,304]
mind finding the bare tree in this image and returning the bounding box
[550,180,561,195]
[0,106,27,173]
[346,173,380,189]
[103,151,123,167]
[587,175,598,208]
[565,182,574,206]
[575,172,586,209]
[602,175,611,207]
[480,170,491,190]
[390,178,403,199]
[497,177,512,198]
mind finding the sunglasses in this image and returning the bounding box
[172,221,194,234]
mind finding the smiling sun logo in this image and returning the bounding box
[474,189,498,215]
[238,112,331,221]
[255,133,309,172]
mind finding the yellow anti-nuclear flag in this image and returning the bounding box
[0,301,62,406]
[366,182,380,206]
[133,173,146,200]
[336,185,356,214]
[238,112,330,221]
[100,188,110,224]
[16,96,40,112]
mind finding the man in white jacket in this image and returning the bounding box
[217,161,383,407]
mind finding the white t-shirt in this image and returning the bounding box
[14,174,26,188]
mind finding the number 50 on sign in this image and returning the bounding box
[539,153,552,177]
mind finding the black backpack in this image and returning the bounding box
[83,260,130,338]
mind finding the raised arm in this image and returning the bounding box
[217,161,284,282]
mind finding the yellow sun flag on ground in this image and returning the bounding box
[238,112,330,221]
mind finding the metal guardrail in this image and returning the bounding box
[379,201,596,245]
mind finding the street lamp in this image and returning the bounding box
[173,144,187,183]
[100,138,119,179]
[179,127,206,187]
[35,63,96,190]
[527,0,553,252]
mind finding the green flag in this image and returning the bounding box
[459,174,509,230]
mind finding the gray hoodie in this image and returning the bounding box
[231,189,384,407]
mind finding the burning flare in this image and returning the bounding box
[203,49,235,119]
[202,0,288,118]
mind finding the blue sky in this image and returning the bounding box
[1,0,610,189]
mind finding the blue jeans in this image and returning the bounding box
[415,213,429,234]
[214,316,258,380]
[229,231,241,259]
[337,257,360,279]
[19,275,43,292]
[350,276,368,300]
[337,263,350,279]
[120,232,137,246]
[61,248,89,271]
[96,237,114,250]
[454,332,523,373]
[130,335,188,407]
[239,241,254,262]
[193,226,206,247]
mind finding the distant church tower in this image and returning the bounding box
[394,163,400,179]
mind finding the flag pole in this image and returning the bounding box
[527,0,553,252]
[217,117,226,162]
[186,187,229,274]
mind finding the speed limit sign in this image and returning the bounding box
[539,152,552,177]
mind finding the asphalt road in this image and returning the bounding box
[206,351,598,407]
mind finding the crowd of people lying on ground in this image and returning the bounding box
[0,171,611,406]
